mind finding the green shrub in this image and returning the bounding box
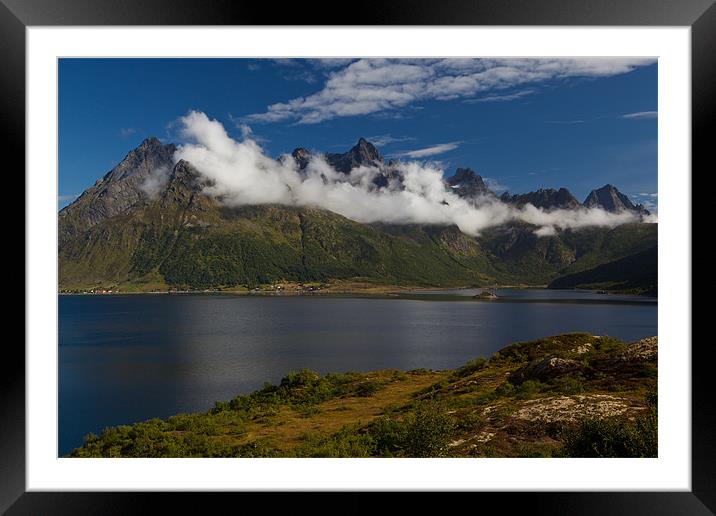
[280,369,322,389]
[515,379,543,399]
[559,390,657,458]
[494,382,515,397]
[549,375,585,394]
[355,381,383,397]
[455,412,483,431]
[294,426,374,458]
[369,402,455,457]
[453,357,487,378]
[592,336,626,354]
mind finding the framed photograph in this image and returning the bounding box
[6,0,710,512]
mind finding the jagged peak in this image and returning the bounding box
[349,137,382,160]
[138,136,163,148]
[448,167,484,184]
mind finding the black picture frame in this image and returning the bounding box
[4,0,710,513]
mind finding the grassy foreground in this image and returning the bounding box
[70,333,657,458]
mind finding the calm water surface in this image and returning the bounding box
[59,289,656,455]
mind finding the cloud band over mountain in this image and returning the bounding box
[169,111,655,237]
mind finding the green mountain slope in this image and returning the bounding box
[548,246,658,295]
[58,138,658,292]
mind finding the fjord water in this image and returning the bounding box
[59,290,656,455]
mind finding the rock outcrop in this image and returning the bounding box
[509,356,583,385]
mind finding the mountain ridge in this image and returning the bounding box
[58,137,657,292]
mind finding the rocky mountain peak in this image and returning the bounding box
[584,184,650,215]
[138,136,164,150]
[501,187,580,211]
[353,137,380,158]
[59,137,177,237]
[446,167,493,199]
[291,147,312,170]
[325,138,383,173]
[290,139,383,173]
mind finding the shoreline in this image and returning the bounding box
[57,283,548,297]
[57,284,657,301]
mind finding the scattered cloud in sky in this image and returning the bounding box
[631,192,658,214]
[283,70,318,84]
[550,111,657,125]
[270,58,302,67]
[546,119,587,125]
[173,111,655,237]
[622,111,658,119]
[120,127,137,137]
[464,89,535,103]
[307,58,356,69]
[58,193,79,202]
[391,142,461,159]
[365,134,416,147]
[245,58,655,124]
[228,116,269,144]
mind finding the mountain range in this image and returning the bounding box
[58,137,657,293]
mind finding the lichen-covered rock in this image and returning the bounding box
[509,355,583,385]
[513,394,634,423]
[617,336,658,362]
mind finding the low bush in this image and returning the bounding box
[355,381,383,397]
[453,357,488,378]
[558,390,657,458]
[369,402,455,457]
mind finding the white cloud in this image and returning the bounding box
[391,142,460,159]
[237,123,253,139]
[245,58,655,124]
[174,112,655,237]
[120,127,137,137]
[58,193,79,202]
[140,165,172,199]
[365,134,416,147]
[307,58,356,69]
[464,89,535,103]
[547,119,587,125]
[631,192,659,214]
[484,177,509,193]
[622,111,658,119]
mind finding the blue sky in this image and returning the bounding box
[58,58,657,210]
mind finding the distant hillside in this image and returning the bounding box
[69,333,658,458]
[58,137,658,292]
[548,246,657,295]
